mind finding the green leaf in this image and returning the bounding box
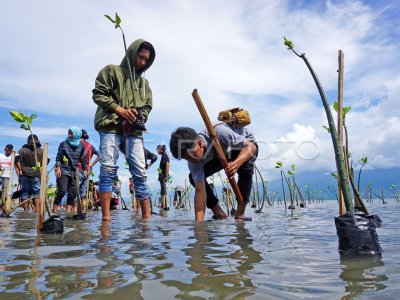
[287,170,293,176]
[20,124,29,130]
[343,106,352,115]
[46,187,57,197]
[333,102,351,118]
[30,114,37,121]
[104,14,115,23]
[330,172,338,179]
[10,111,26,123]
[361,157,368,164]
[115,13,121,26]
[275,161,282,168]
[322,125,331,133]
[283,36,294,50]
[333,101,338,112]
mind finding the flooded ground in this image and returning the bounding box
[0,200,399,299]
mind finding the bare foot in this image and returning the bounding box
[102,215,111,222]
[211,204,228,219]
[235,202,247,219]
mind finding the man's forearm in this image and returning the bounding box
[194,182,206,222]
[234,142,257,168]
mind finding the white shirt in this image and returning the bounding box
[0,153,12,178]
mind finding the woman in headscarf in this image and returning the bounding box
[53,127,87,213]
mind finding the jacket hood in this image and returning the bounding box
[120,39,155,76]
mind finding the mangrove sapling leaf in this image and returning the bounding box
[283,37,354,212]
[333,101,351,119]
[284,36,295,50]
[9,111,25,123]
[331,172,338,179]
[9,111,40,168]
[322,125,331,133]
[46,187,57,198]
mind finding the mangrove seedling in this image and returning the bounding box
[105,13,146,131]
[357,157,368,191]
[283,37,353,212]
[275,161,288,209]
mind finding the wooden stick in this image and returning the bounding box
[4,151,16,215]
[337,50,346,216]
[191,89,244,204]
[38,143,48,230]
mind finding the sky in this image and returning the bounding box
[1,0,399,198]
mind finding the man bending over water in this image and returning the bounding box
[169,124,258,222]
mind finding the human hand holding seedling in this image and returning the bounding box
[115,106,137,123]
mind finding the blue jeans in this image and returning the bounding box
[98,133,149,200]
[21,176,40,200]
[79,170,88,198]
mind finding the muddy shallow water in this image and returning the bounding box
[0,200,399,299]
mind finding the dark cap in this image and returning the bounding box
[81,129,89,140]
[27,134,41,147]
[5,144,13,149]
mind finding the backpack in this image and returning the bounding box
[217,107,251,128]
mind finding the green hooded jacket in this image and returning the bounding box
[92,39,156,135]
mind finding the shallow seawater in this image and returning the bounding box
[0,200,399,299]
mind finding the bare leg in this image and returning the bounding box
[100,192,111,221]
[34,198,39,212]
[53,203,60,213]
[139,198,151,219]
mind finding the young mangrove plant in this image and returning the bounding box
[105,13,146,131]
[357,157,368,192]
[9,112,40,170]
[287,164,306,207]
[275,161,288,209]
[283,37,353,212]
[390,184,399,201]
[284,38,382,256]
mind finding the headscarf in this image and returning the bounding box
[67,126,81,147]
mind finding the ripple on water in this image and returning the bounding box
[0,201,399,298]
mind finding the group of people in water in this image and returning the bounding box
[1,38,258,223]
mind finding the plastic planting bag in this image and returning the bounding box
[335,212,382,256]
[42,215,64,234]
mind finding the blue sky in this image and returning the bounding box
[1,0,399,197]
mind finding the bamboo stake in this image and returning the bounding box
[191,89,244,204]
[4,151,16,215]
[337,50,347,216]
[38,143,48,231]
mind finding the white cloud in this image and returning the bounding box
[1,0,399,187]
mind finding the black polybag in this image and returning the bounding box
[335,212,382,256]
[42,215,64,234]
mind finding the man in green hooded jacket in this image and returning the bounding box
[93,39,155,221]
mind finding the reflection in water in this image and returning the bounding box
[1,202,399,298]
[164,222,262,299]
[340,256,388,299]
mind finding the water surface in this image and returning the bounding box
[0,201,399,299]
